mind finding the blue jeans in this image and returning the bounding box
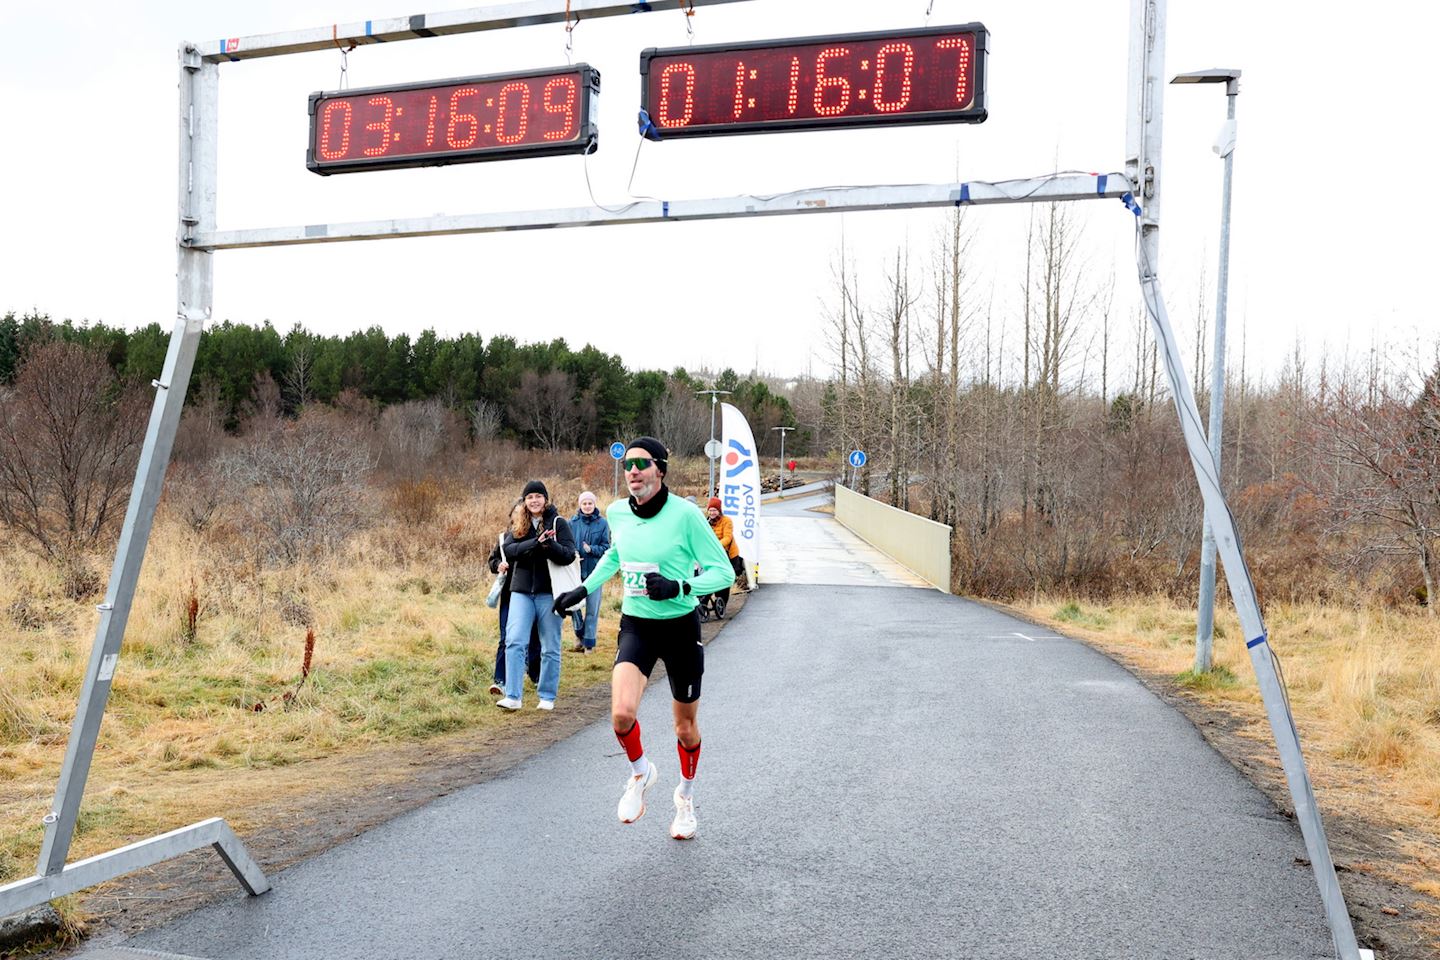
[570,583,604,649]
[494,595,540,686]
[505,591,561,702]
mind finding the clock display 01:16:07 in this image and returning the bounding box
[306,66,599,175]
[640,25,988,137]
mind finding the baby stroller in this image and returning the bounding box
[694,559,729,622]
[696,589,728,622]
[697,554,750,622]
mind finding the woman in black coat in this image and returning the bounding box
[487,509,541,696]
[495,480,576,711]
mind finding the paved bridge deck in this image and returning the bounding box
[760,489,931,589]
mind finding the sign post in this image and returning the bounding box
[697,389,732,496]
[771,425,795,496]
[847,449,866,487]
[610,441,626,499]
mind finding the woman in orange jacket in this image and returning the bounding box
[703,497,747,614]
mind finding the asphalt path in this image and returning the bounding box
[104,578,1336,959]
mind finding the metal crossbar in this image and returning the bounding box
[199,0,754,62]
[191,175,1132,250]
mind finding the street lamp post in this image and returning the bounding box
[697,388,731,496]
[1172,68,1241,674]
[771,425,795,496]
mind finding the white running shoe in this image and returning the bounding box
[670,785,697,840]
[495,697,522,711]
[617,761,656,823]
[537,700,555,711]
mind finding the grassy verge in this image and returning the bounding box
[0,481,630,936]
[1010,595,1440,923]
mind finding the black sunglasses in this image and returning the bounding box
[622,457,659,471]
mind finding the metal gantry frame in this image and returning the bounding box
[0,2,1366,957]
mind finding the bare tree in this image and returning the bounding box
[650,379,710,456]
[0,342,147,580]
[283,340,315,411]
[846,266,879,496]
[468,398,503,443]
[822,235,855,476]
[1320,372,1440,612]
[379,398,463,477]
[221,407,375,563]
[240,369,284,436]
[508,369,594,452]
[883,247,921,508]
[171,377,227,465]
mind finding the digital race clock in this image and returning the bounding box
[307,65,600,175]
[639,25,987,139]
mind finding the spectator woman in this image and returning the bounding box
[705,497,746,608]
[487,505,540,696]
[569,490,611,653]
[496,480,576,711]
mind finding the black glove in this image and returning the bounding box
[553,586,587,615]
[644,572,689,601]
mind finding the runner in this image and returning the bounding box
[552,437,734,840]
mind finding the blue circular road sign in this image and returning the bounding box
[610,441,627,460]
[848,449,867,468]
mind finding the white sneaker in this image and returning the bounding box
[617,761,656,823]
[537,700,555,711]
[495,697,522,711]
[670,785,697,840]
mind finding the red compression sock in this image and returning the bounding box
[678,739,701,780]
[616,722,644,763]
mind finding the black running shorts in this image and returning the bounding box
[615,611,704,703]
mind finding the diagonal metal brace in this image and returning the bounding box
[0,819,269,921]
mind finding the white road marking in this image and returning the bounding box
[1013,632,1037,642]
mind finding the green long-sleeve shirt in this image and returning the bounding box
[583,490,737,619]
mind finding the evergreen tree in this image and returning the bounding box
[120,323,169,384]
[0,311,18,384]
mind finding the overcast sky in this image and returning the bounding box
[2,1,1435,384]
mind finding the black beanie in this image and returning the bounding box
[627,437,669,475]
[522,479,549,499]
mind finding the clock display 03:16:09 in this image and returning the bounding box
[306,65,599,175]
[640,25,988,137]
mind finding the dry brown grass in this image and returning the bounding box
[0,457,635,891]
[1011,595,1440,923]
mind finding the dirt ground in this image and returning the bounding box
[8,587,1438,959]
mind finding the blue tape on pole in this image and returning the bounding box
[663,201,670,218]
[637,109,662,142]
[632,2,653,10]
[958,183,971,205]
[1121,192,1143,217]
[1096,174,1107,195]
[1246,632,1268,649]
